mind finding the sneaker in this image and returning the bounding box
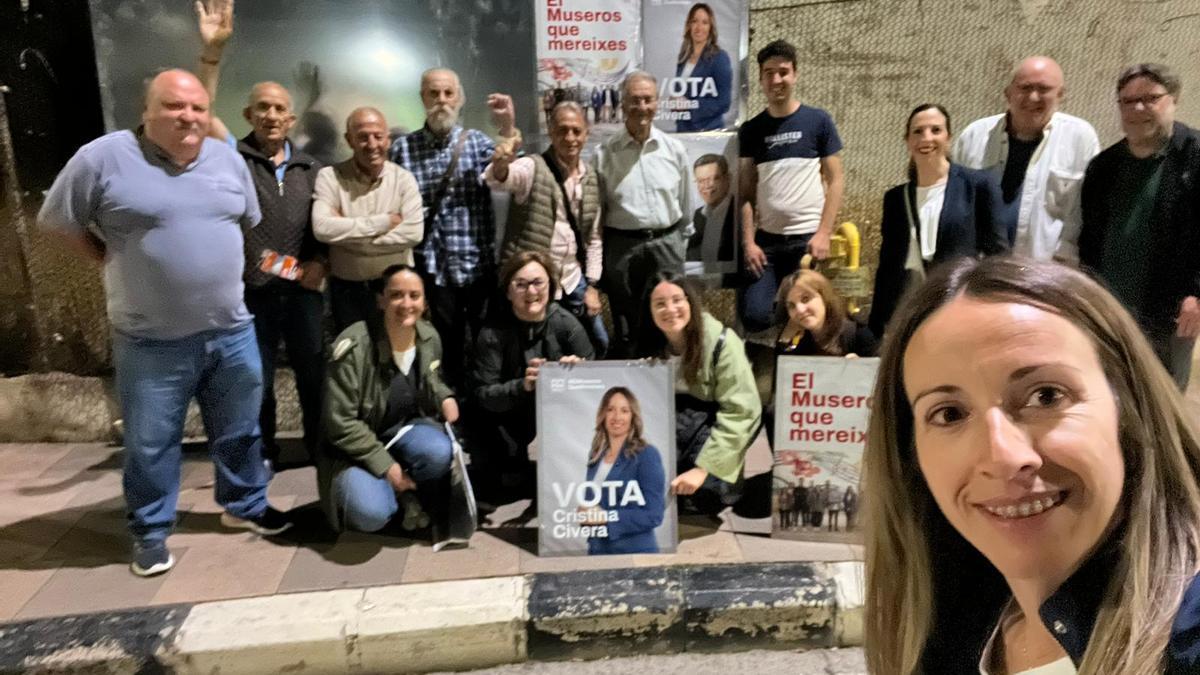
[221,506,293,536]
[130,541,174,577]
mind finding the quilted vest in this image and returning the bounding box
[500,152,600,268]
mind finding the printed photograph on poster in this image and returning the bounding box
[677,132,739,280]
[642,0,745,132]
[771,356,879,543]
[534,0,642,135]
[536,361,677,557]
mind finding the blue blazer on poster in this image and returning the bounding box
[585,444,667,554]
[674,49,732,132]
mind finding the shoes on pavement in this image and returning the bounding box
[130,541,174,577]
[220,506,293,536]
[399,492,431,531]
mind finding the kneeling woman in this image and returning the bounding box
[863,256,1200,674]
[585,386,667,554]
[642,272,762,513]
[319,265,459,534]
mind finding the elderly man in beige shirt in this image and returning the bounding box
[313,106,424,331]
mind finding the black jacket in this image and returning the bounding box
[237,134,324,289]
[1079,122,1200,335]
[868,163,1008,337]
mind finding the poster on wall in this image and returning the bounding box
[678,132,740,280]
[771,356,879,543]
[642,0,745,132]
[534,0,642,135]
[536,361,677,557]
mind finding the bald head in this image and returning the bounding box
[1004,56,1065,140]
[247,81,293,110]
[244,82,295,147]
[142,69,210,165]
[345,106,387,134]
[344,107,390,178]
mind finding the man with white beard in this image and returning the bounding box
[390,68,519,387]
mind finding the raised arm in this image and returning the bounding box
[195,0,233,140]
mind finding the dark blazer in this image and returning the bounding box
[674,48,732,132]
[868,163,1008,336]
[585,443,666,555]
[686,201,735,263]
[1079,121,1200,335]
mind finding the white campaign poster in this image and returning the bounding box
[536,361,677,557]
[771,356,879,542]
[534,0,642,134]
[678,132,739,281]
[642,0,746,132]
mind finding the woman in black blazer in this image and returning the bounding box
[868,104,1009,337]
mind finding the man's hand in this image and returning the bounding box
[386,463,416,493]
[584,286,602,317]
[388,212,405,230]
[808,230,832,260]
[195,0,233,52]
[670,467,709,496]
[489,142,517,182]
[523,357,547,392]
[487,93,517,136]
[559,355,583,365]
[1178,296,1200,338]
[441,398,460,424]
[297,261,327,291]
[744,240,767,277]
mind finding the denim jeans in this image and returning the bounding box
[112,322,270,545]
[738,231,814,333]
[558,280,610,358]
[334,423,454,532]
[245,285,325,462]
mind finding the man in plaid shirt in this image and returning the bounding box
[390,68,519,386]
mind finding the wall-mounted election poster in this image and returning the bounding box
[772,356,879,543]
[678,132,740,281]
[642,0,745,132]
[536,361,677,557]
[534,0,642,134]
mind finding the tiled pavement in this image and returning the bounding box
[0,432,863,623]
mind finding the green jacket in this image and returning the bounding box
[686,313,763,484]
[317,319,454,531]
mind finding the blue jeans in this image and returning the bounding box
[559,280,610,358]
[334,424,454,533]
[112,323,270,545]
[738,231,814,333]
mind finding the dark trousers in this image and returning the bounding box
[329,276,379,334]
[245,285,325,463]
[739,231,814,333]
[601,227,685,358]
[424,274,495,391]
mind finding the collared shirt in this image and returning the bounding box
[311,159,425,281]
[390,125,496,287]
[225,133,290,185]
[483,155,603,296]
[593,125,691,232]
[952,111,1100,262]
[977,601,1077,675]
[37,129,260,340]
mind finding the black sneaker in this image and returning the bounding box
[221,506,293,536]
[130,541,174,577]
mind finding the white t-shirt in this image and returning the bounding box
[592,455,616,484]
[978,603,1077,675]
[392,347,416,376]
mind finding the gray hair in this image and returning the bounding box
[621,70,658,98]
[549,101,588,129]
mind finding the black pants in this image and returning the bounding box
[245,285,325,463]
[329,276,381,334]
[423,274,495,391]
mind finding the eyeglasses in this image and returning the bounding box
[1118,92,1170,108]
[511,278,548,292]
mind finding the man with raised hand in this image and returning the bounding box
[953,56,1100,263]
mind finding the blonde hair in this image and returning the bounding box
[588,387,648,464]
[863,256,1200,674]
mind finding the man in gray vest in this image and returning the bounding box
[485,100,607,355]
[38,69,291,578]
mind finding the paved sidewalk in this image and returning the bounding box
[0,432,861,624]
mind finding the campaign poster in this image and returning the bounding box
[678,132,740,282]
[536,361,677,557]
[642,0,745,132]
[534,0,642,134]
[771,356,879,542]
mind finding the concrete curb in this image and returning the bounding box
[0,561,864,675]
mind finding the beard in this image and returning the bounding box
[426,104,460,135]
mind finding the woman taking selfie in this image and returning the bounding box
[862,256,1200,674]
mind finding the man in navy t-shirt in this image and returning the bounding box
[737,40,844,333]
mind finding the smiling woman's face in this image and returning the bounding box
[902,296,1124,585]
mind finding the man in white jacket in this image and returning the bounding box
[952,56,1099,263]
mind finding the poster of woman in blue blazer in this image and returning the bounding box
[645,1,744,133]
